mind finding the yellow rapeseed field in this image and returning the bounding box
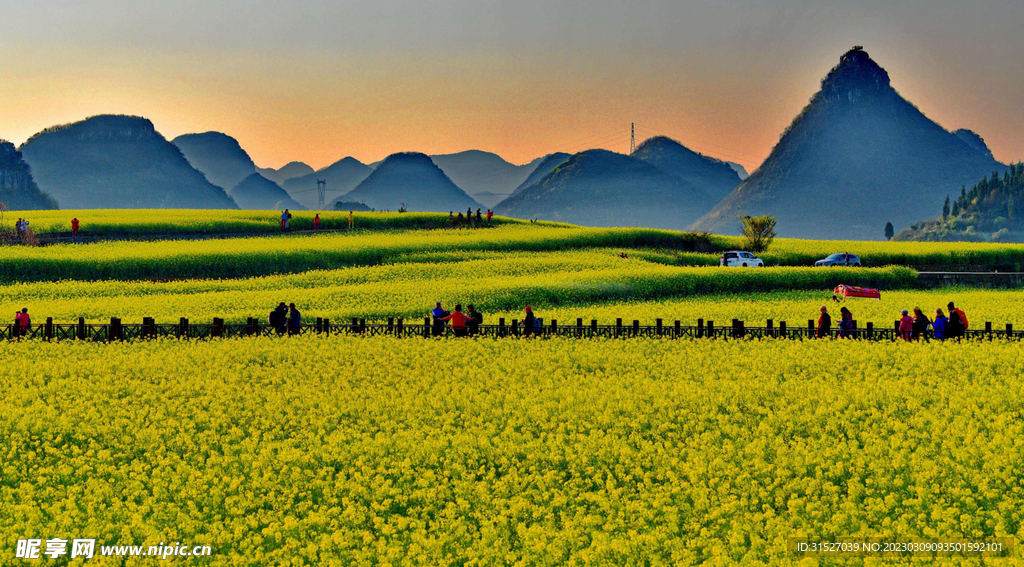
[2,336,1022,565]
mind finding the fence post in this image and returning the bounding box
[45,317,53,341]
[732,319,739,339]
[616,318,623,337]
[78,317,86,340]
[808,319,815,338]
[423,316,430,338]
[697,318,704,338]
[353,317,360,334]
[316,317,323,334]
[866,322,873,339]
[985,321,992,340]
[396,318,403,336]
[111,317,122,341]
[323,318,330,335]
[359,318,366,334]
[590,319,598,336]
[551,319,557,336]
[656,318,663,336]
[498,317,506,337]
[213,317,224,338]
[739,320,746,338]
[706,320,714,339]
[388,317,394,334]
[894,320,900,340]
[179,317,189,339]
[632,320,640,336]
[674,320,681,337]
[779,321,786,338]
[1006,323,1013,339]
[511,319,519,336]
[577,318,583,338]
[766,319,773,338]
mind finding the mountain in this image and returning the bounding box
[507,152,571,198]
[725,162,749,180]
[427,151,543,201]
[0,140,59,210]
[632,136,741,200]
[341,152,480,212]
[897,164,1024,242]
[228,173,305,210]
[19,115,237,209]
[493,149,717,229]
[172,132,255,190]
[257,161,315,184]
[691,47,1005,240]
[282,157,372,209]
[329,199,372,212]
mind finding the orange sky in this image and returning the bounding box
[2,1,1021,173]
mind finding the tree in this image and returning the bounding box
[738,214,776,253]
[942,195,950,219]
[884,221,894,240]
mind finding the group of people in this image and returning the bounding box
[430,303,541,337]
[449,208,493,228]
[816,301,969,340]
[12,307,30,336]
[279,211,356,231]
[268,302,302,335]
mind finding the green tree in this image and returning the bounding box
[942,195,950,219]
[884,221,894,240]
[738,214,777,253]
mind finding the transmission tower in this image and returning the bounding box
[629,123,635,154]
[316,179,327,209]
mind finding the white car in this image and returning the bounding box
[720,251,764,267]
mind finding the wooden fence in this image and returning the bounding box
[3,316,1020,342]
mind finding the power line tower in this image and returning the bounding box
[629,123,635,154]
[316,179,327,209]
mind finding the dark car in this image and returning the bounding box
[815,253,861,267]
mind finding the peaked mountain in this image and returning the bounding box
[0,140,59,210]
[726,162,749,180]
[632,136,741,200]
[691,47,1005,240]
[427,151,544,203]
[341,152,480,212]
[19,115,237,209]
[172,132,256,190]
[282,157,372,209]
[508,152,571,198]
[229,173,305,210]
[493,149,717,229]
[257,161,315,184]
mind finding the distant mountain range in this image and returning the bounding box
[229,173,305,210]
[509,152,571,198]
[19,115,237,209]
[691,47,1006,240]
[282,157,372,209]
[257,161,315,185]
[0,140,58,211]
[172,132,256,190]
[494,149,717,229]
[342,152,480,212]
[632,136,741,200]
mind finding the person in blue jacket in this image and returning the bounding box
[932,308,948,340]
[288,302,302,335]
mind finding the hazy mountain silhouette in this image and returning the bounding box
[342,152,480,212]
[282,157,372,209]
[691,47,1005,240]
[725,162,749,180]
[229,173,305,210]
[0,140,58,210]
[427,151,543,200]
[172,132,255,190]
[632,136,741,200]
[494,149,717,229]
[508,152,571,198]
[19,115,237,209]
[469,191,506,208]
[329,199,372,212]
[257,161,315,184]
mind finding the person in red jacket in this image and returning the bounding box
[947,302,968,337]
[313,214,321,231]
[71,217,80,238]
[898,310,913,341]
[486,209,493,224]
[441,304,472,337]
[15,307,30,338]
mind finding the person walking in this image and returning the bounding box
[288,303,302,335]
[466,304,483,336]
[280,210,288,230]
[442,304,472,337]
[313,214,321,231]
[898,310,913,341]
[838,306,853,338]
[71,217,80,238]
[456,212,465,227]
[911,307,931,341]
[448,211,454,226]
[486,209,493,224]
[523,305,536,337]
[431,302,449,337]
[348,210,354,230]
[816,306,831,338]
[948,302,968,338]
[932,308,948,340]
